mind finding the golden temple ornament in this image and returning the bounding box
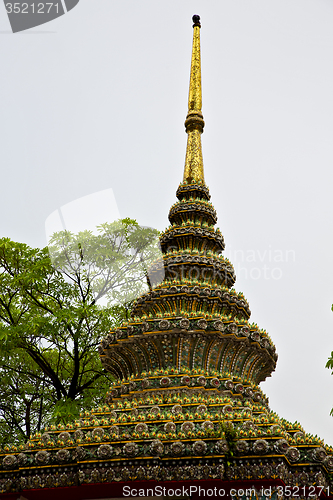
[183,14,205,185]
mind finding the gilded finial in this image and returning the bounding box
[183,15,205,185]
[192,14,201,27]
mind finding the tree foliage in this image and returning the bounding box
[325,304,333,416]
[0,219,161,444]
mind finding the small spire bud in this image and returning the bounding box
[192,14,201,27]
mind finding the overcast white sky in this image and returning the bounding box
[1,0,333,444]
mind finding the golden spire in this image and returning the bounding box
[183,15,205,185]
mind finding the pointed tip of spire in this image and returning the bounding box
[192,15,201,28]
[183,14,205,185]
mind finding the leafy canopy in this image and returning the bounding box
[0,219,161,443]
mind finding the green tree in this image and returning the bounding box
[325,304,333,416]
[0,219,161,443]
[0,349,50,446]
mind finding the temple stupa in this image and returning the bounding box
[0,15,332,500]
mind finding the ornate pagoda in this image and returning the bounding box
[0,15,333,500]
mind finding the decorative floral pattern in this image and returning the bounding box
[115,329,122,339]
[109,425,119,435]
[312,447,326,462]
[253,392,262,402]
[213,320,224,331]
[235,440,249,453]
[2,455,17,469]
[92,427,104,439]
[164,422,176,433]
[41,432,51,445]
[315,471,325,485]
[275,439,289,454]
[171,441,185,456]
[159,320,170,330]
[58,431,70,443]
[202,420,214,431]
[142,379,150,389]
[106,469,115,481]
[210,378,220,388]
[1,359,331,492]
[261,338,270,349]
[253,439,269,454]
[136,466,145,480]
[181,375,191,385]
[17,453,27,466]
[262,465,272,478]
[215,439,229,454]
[121,467,130,480]
[242,421,255,430]
[224,380,234,390]
[228,323,237,334]
[235,383,244,393]
[197,319,207,330]
[197,404,207,414]
[106,333,114,344]
[56,449,70,462]
[35,450,50,465]
[74,429,84,440]
[150,406,160,415]
[20,477,27,489]
[135,423,148,434]
[193,440,207,455]
[123,442,139,457]
[197,376,206,386]
[298,471,309,486]
[324,456,333,471]
[74,446,86,460]
[97,444,113,458]
[160,377,171,387]
[181,421,195,433]
[179,318,190,329]
[244,387,253,397]
[286,447,300,463]
[171,404,183,414]
[251,331,260,342]
[142,321,149,332]
[241,326,250,337]
[150,440,164,456]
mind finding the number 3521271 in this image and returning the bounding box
[5,3,60,13]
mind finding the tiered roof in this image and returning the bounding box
[0,15,332,499]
